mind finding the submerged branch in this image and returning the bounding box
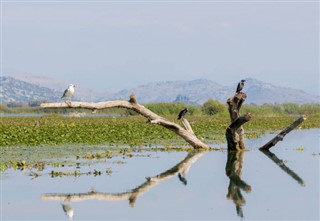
[259,115,307,150]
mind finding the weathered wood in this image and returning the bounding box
[41,150,207,207]
[259,115,307,150]
[260,149,305,186]
[41,97,209,149]
[226,92,251,151]
[181,118,195,135]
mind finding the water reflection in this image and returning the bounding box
[61,203,74,220]
[260,149,305,186]
[42,150,207,215]
[40,147,307,220]
[225,151,251,218]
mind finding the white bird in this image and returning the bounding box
[61,84,75,100]
[61,203,74,220]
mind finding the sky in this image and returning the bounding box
[1,0,319,95]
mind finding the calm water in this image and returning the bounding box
[1,129,319,220]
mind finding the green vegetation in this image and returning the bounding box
[145,102,202,116]
[1,114,319,148]
[1,101,319,148]
[202,99,226,115]
[2,101,319,117]
[1,101,319,177]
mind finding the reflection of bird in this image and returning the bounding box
[178,173,187,185]
[236,80,246,93]
[61,203,74,220]
[61,84,75,99]
[177,108,188,120]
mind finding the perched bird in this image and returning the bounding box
[178,172,187,185]
[177,108,188,120]
[236,80,246,93]
[61,203,74,220]
[61,84,75,100]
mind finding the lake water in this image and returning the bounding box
[1,129,319,220]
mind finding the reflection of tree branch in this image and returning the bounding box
[225,151,251,218]
[260,150,305,186]
[42,150,207,207]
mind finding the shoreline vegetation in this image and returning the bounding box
[1,101,320,116]
[1,102,319,147]
[1,101,319,174]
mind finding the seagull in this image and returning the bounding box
[61,84,75,100]
[61,203,74,220]
[177,108,188,120]
[236,80,246,93]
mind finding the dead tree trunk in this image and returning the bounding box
[40,94,209,149]
[226,92,252,151]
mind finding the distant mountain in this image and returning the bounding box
[1,76,319,105]
[108,79,225,104]
[243,78,320,105]
[0,76,61,103]
[13,75,104,102]
[108,78,320,105]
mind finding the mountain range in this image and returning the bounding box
[1,76,319,105]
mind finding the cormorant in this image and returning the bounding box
[236,80,246,93]
[177,108,188,120]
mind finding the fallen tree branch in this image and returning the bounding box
[41,150,207,207]
[259,115,307,151]
[41,96,209,149]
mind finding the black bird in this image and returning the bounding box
[236,80,246,93]
[178,173,187,185]
[177,108,188,120]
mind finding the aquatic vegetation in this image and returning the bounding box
[1,115,319,147]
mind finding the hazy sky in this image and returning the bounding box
[2,1,319,95]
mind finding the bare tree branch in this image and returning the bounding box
[41,96,209,149]
[259,115,307,151]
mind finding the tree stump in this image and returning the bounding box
[226,92,252,151]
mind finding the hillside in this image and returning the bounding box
[1,76,319,105]
[0,76,61,103]
[108,78,320,105]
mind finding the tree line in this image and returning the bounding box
[1,99,319,116]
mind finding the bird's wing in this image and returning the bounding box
[236,83,241,92]
[61,89,68,98]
